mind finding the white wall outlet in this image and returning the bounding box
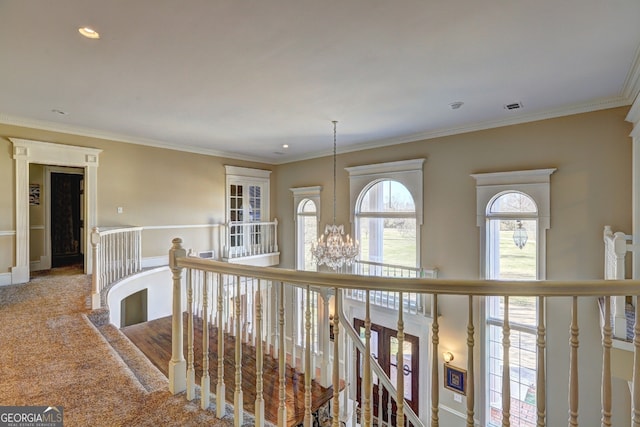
[453,392,462,403]
[117,206,123,214]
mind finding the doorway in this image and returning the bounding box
[50,171,84,268]
[354,318,419,425]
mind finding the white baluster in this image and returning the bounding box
[273,218,279,252]
[304,285,313,427]
[632,296,640,426]
[397,291,405,426]
[332,288,341,427]
[377,380,383,426]
[255,280,265,427]
[569,296,579,427]
[292,288,298,369]
[467,295,475,427]
[201,272,210,409]
[186,269,195,400]
[601,296,612,427]
[216,273,226,419]
[234,276,243,424]
[168,238,186,394]
[431,294,439,427]
[90,227,101,309]
[278,282,287,427]
[361,289,372,427]
[537,296,546,427]
[502,296,511,427]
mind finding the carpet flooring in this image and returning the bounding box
[0,265,259,426]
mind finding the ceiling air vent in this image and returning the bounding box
[504,102,523,111]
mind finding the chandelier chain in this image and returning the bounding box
[332,120,337,224]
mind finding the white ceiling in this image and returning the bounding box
[1,0,639,164]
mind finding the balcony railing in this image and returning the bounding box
[604,225,635,339]
[167,237,640,427]
[343,260,438,315]
[90,226,143,309]
[221,219,279,260]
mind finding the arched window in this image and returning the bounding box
[297,198,319,271]
[356,179,417,267]
[473,169,555,427]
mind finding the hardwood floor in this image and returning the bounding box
[122,314,334,426]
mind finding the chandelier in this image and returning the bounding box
[513,220,528,249]
[311,121,359,270]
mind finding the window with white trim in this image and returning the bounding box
[290,187,322,353]
[472,169,555,427]
[225,166,271,256]
[291,186,321,271]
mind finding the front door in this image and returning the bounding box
[355,319,419,424]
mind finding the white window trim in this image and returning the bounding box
[291,186,322,270]
[472,168,555,427]
[224,165,271,222]
[472,168,555,279]
[346,158,425,225]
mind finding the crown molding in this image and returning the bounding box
[1,93,634,166]
[0,113,267,164]
[622,42,640,102]
[274,95,633,165]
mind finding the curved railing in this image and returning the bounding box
[90,226,143,309]
[166,237,640,427]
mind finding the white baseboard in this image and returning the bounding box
[30,255,50,272]
[0,272,12,286]
[141,255,169,269]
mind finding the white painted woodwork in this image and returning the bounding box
[201,273,211,409]
[90,226,143,309]
[332,288,340,427]
[278,282,287,427]
[467,295,475,427]
[502,296,511,427]
[569,296,579,427]
[168,238,187,394]
[10,138,102,283]
[604,225,633,339]
[432,294,440,427]
[397,291,405,427]
[363,290,372,427]
[602,296,612,427]
[165,245,640,427]
[234,276,243,424]
[537,296,547,427]
[304,285,313,427]
[186,269,195,401]
[216,273,226,418]
[255,280,265,427]
[633,296,640,426]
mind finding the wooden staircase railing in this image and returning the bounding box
[168,237,640,427]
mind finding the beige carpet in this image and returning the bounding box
[0,266,258,426]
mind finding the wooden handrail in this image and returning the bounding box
[175,256,640,297]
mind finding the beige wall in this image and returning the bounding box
[0,106,634,423]
[0,124,275,274]
[274,106,633,425]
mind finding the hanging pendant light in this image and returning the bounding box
[311,121,359,270]
[513,220,528,249]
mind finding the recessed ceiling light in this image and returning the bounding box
[449,101,464,110]
[51,109,68,115]
[282,144,289,149]
[78,27,100,39]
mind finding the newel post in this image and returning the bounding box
[169,238,187,394]
[90,227,101,309]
